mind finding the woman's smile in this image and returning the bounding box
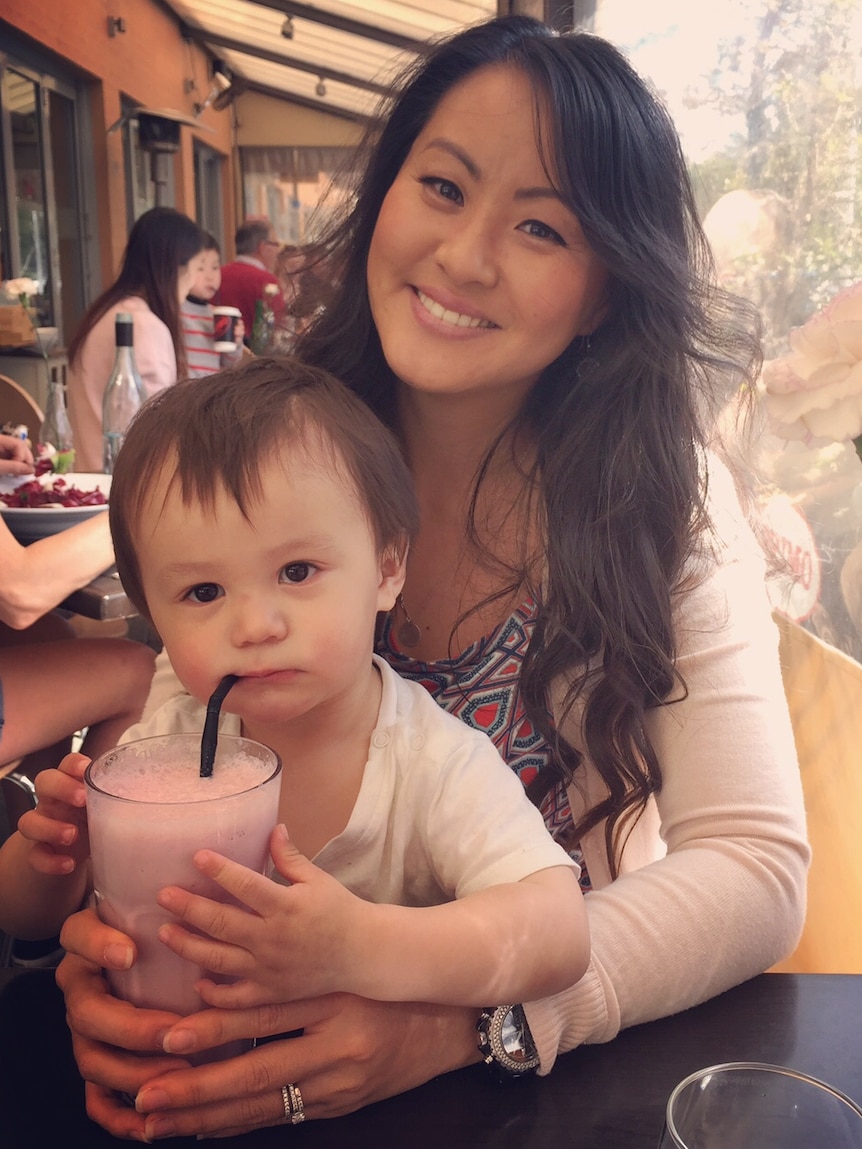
[413,287,497,331]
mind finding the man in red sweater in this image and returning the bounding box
[216,219,285,343]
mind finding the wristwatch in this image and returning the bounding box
[476,1003,540,1080]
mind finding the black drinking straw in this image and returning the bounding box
[200,674,239,778]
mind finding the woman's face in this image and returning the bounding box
[367,64,608,409]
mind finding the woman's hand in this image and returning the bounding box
[17,752,90,874]
[56,908,192,1141]
[135,994,481,1140]
[0,433,34,476]
[56,910,480,1140]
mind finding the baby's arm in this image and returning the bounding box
[0,752,91,939]
[156,825,588,1007]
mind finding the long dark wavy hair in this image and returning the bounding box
[68,207,203,381]
[295,15,761,874]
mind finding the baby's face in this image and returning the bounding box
[190,249,222,300]
[136,449,402,735]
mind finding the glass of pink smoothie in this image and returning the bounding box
[85,733,281,1060]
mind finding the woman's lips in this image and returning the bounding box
[414,288,497,329]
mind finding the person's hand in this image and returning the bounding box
[234,318,246,342]
[155,824,370,1005]
[57,908,192,1141]
[0,432,34,476]
[17,752,90,874]
[135,993,480,1139]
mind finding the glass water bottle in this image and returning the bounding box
[102,312,145,474]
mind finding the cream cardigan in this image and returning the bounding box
[525,458,810,1069]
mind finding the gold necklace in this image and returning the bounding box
[395,593,421,648]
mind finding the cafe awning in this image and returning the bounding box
[162,0,499,121]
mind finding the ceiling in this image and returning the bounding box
[165,0,500,121]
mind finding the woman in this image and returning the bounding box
[66,207,204,471]
[54,16,808,1139]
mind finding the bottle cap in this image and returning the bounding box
[115,312,133,346]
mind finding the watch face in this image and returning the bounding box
[501,1009,529,1062]
[498,1005,538,1069]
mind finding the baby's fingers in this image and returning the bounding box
[25,841,79,875]
[33,767,87,810]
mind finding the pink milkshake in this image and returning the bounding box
[86,734,281,1052]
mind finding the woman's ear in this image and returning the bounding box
[376,542,408,612]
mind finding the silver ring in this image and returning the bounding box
[280,1084,291,1123]
[288,1082,305,1125]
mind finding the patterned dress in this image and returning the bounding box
[376,598,591,892]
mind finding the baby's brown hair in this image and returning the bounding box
[109,356,419,622]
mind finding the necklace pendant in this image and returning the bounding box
[397,617,422,648]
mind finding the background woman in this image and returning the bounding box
[54,16,808,1140]
[66,207,203,471]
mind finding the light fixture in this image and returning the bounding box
[281,16,294,39]
[212,60,231,92]
[315,76,327,97]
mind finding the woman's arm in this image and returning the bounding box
[0,512,113,628]
[526,478,810,1068]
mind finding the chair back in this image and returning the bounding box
[770,612,862,973]
[0,373,44,438]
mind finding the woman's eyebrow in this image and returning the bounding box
[420,137,563,203]
[422,138,480,179]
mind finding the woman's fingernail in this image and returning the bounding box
[136,1088,170,1113]
[162,1028,196,1054]
[103,942,133,970]
[144,1116,176,1140]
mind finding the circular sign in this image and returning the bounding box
[760,492,821,622]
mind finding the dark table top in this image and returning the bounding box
[1,970,860,1149]
[60,570,138,621]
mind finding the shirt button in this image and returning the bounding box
[411,734,425,750]
[372,731,389,749]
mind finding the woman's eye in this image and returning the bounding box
[281,562,314,584]
[186,583,223,604]
[420,177,463,206]
[520,219,566,245]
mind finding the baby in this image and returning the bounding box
[1,357,587,1011]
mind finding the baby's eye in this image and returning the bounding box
[185,583,223,604]
[519,219,566,245]
[280,562,315,584]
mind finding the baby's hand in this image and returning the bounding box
[17,752,90,875]
[156,824,368,1005]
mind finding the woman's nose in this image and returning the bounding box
[436,212,500,288]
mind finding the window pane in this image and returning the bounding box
[4,69,50,321]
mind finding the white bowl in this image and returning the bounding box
[0,472,110,543]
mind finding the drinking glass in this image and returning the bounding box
[86,733,281,1061]
[658,1062,862,1148]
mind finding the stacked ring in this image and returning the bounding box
[281,1082,305,1125]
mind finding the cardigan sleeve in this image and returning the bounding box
[524,462,810,1071]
